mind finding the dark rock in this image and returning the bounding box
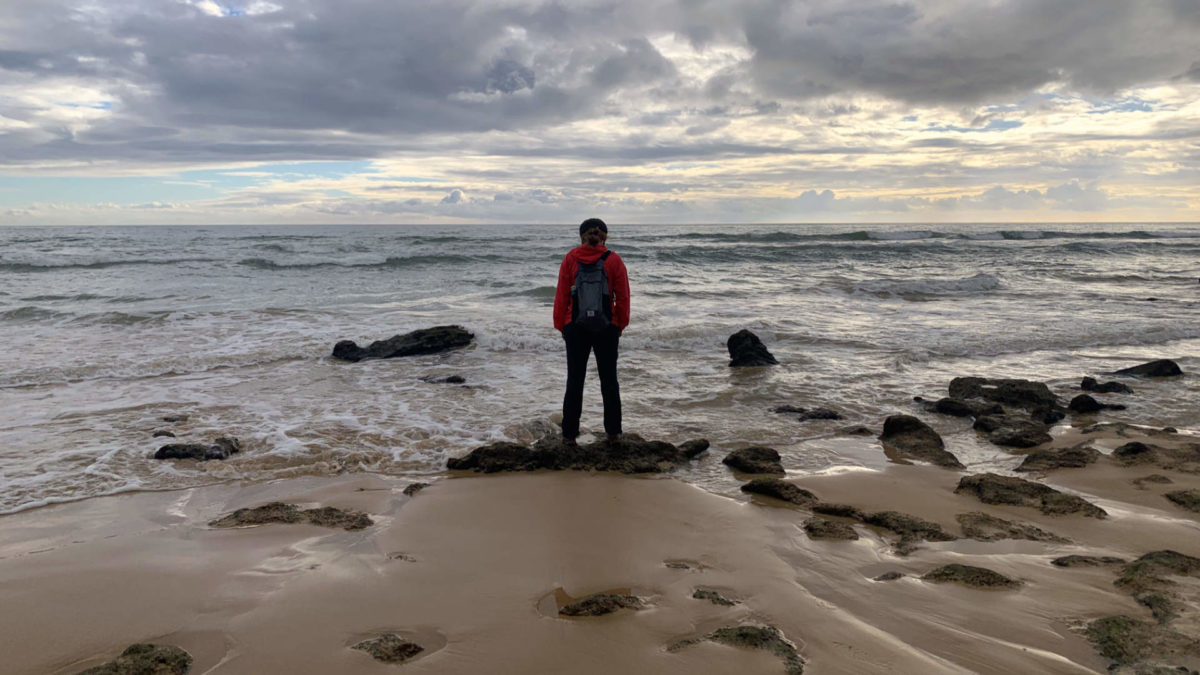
[351,634,424,664]
[1082,377,1134,394]
[1084,615,1200,666]
[740,478,817,506]
[956,511,1068,542]
[1051,555,1126,567]
[670,625,804,675]
[878,415,963,469]
[722,446,785,475]
[948,376,1061,410]
[727,329,779,367]
[774,405,843,421]
[1164,489,1200,513]
[1132,474,1173,490]
[873,571,905,581]
[162,415,189,423]
[419,374,466,384]
[1115,550,1200,594]
[804,518,859,540]
[1069,394,1127,414]
[1113,442,1158,465]
[692,589,737,606]
[559,593,644,616]
[1032,408,1066,425]
[678,439,710,458]
[921,563,1021,588]
[1015,446,1101,472]
[1113,359,1184,378]
[838,425,874,436]
[402,482,430,497]
[154,437,241,461]
[152,430,176,438]
[332,325,474,362]
[933,397,1004,418]
[209,502,373,530]
[863,510,957,545]
[973,415,1053,448]
[1135,592,1177,624]
[954,473,1107,518]
[812,503,865,520]
[446,434,697,474]
[79,644,192,675]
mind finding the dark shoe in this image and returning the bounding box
[562,437,578,447]
[605,433,621,446]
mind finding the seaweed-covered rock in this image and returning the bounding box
[973,415,1053,448]
[1051,555,1126,567]
[740,478,817,505]
[670,625,804,675]
[1164,489,1200,512]
[332,325,474,362]
[863,510,956,553]
[878,415,963,469]
[1015,446,1100,472]
[402,482,429,497]
[445,434,703,474]
[873,571,905,581]
[1113,442,1159,465]
[154,437,241,461]
[804,518,859,540]
[921,564,1021,588]
[812,503,866,520]
[79,644,193,675]
[954,473,1107,518]
[727,329,779,367]
[932,397,1004,418]
[1132,474,1174,490]
[559,593,644,616]
[1115,551,1200,594]
[692,589,737,606]
[1081,377,1133,394]
[948,377,1060,410]
[1084,615,1200,667]
[351,634,424,664]
[722,446,785,475]
[956,512,1068,542]
[209,502,373,530]
[1113,359,1183,378]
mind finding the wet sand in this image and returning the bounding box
[1,426,1198,674]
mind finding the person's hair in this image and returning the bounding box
[581,227,606,247]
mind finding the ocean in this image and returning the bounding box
[1,223,1197,514]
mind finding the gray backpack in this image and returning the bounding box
[572,251,611,332]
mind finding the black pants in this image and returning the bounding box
[561,323,622,440]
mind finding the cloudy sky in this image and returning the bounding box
[1,0,1198,225]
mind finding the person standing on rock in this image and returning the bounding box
[553,218,630,445]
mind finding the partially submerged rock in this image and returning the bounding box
[151,430,175,438]
[154,437,241,461]
[873,571,905,581]
[559,593,644,617]
[878,415,963,469]
[1081,377,1133,394]
[1068,394,1125,414]
[1015,446,1100,472]
[1112,442,1158,465]
[332,325,474,362]
[1051,555,1126,567]
[862,510,957,548]
[932,397,1004,418]
[740,478,817,506]
[722,446,785,475]
[956,511,1068,542]
[804,518,859,540]
[954,473,1107,518]
[209,502,373,530]
[727,329,779,367]
[921,563,1021,589]
[445,434,706,474]
[973,415,1052,448]
[1164,489,1200,512]
[811,503,866,520]
[774,405,843,421]
[79,644,192,675]
[948,377,1061,411]
[351,634,424,664]
[692,589,737,606]
[419,374,465,384]
[670,625,803,675]
[1113,359,1183,378]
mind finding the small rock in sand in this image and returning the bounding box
[955,473,1107,518]
[209,502,373,530]
[692,589,737,606]
[1015,446,1100,472]
[812,503,866,520]
[921,563,1021,589]
[78,643,192,675]
[1051,555,1126,567]
[403,482,430,496]
[956,512,1069,543]
[1112,442,1158,465]
[1164,489,1200,513]
[804,518,859,540]
[351,634,424,664]
[1131,474,1173,490]
[559,593,645,616]
[873,571,905,581]
[722,446,785,475]
[740,478,817,506]
[878,415,964,469]
[670,625,804,675]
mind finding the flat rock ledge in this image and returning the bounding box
[446,435,708,474]
[956,512,1068,543]
[954,473,1107,518]
[670,625,804,675]
[351,635,424,664]
[878,414,963,469]
[79,644,192,675]
[740,478,817,506]
[722,446,785,475]
[1015,446,1100,472]
[154,437,241,461]
[332,325,474,362]
[559,593,645,617]
[209,502,373,530]
[921,564,1022,589]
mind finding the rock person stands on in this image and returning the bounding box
[553,218,631,445]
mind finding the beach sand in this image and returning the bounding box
[2,425,1199,674]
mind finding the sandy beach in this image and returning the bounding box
[3,418,1198,674]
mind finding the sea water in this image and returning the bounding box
[1,223,1197,513]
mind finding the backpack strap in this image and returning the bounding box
[599,250,611,262]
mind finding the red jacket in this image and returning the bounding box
[553,245,630,332]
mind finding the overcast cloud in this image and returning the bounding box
[1,0,1197,223]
